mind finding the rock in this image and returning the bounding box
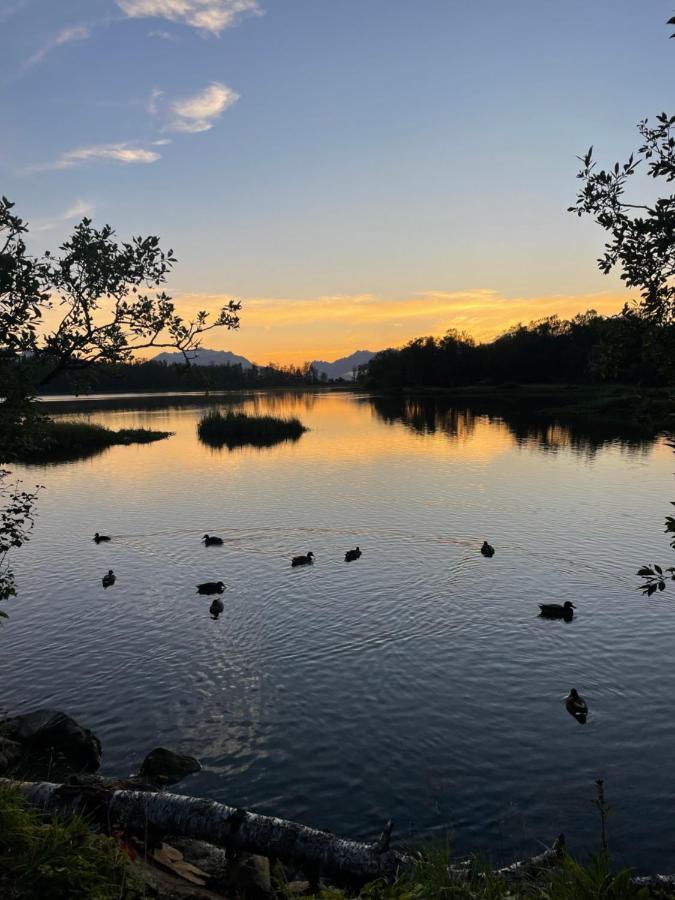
[0,709,102,778]
[0,736,22,772]
[226,854,272,899]
[138,747,202,786]
[168,838,229,881]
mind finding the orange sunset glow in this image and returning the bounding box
[167,288,630,365]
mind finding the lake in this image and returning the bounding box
[2,390,674,872]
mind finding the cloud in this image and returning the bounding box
[147,87,164,116]
[170,81,239,132]
[116,0,262,35]
[148,29,177,40]
[30,142,161,172]
[23,24,91,71]
[32,200,95,232]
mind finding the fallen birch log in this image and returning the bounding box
[3,779,412,882]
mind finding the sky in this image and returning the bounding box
[2,0,673,365]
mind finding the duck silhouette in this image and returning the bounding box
[202,534,224,546]
[565,688,588,724]
[94,533,111,543]
[345,547,362,562]
[540,601,575,620]
[291,552,314,568]
[480,541,495,558]
[102,569,116,589]
[197,581,226,595]
[209,597,225,617]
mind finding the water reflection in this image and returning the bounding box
[2,390,672,873]
[366,394,654,457]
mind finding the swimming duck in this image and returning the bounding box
[94,533,111,543]
[197,581,226,595]
[102,570,116,589]
[202,534,224,546]
[345,547,362,562]
[209,597,225,616]
[291,551,315,568]
[540,601,575,620]
[565,688,588,723]
[481,541,495,557]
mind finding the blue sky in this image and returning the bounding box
[2,1,673,362]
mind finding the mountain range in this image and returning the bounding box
[152,348,377,380]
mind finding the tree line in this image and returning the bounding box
[364,310,674,389]
[26,357,321,394]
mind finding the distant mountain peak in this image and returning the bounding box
[311,350,377,381]
[153,348,252,369]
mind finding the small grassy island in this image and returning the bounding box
[1,420,172,465]
[197,410,308,449]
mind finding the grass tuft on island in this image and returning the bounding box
[1,419,173,464]
[198,409,308,449]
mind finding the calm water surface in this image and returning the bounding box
[2,391,674,870]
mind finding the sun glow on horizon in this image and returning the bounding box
[165,287,630,366]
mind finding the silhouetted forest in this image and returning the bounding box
[33,358,319,394]
[364,311,675,388]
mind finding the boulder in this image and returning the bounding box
[0,709,102,778]
[138,747,202,786]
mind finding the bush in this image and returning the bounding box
[197,410,308,449]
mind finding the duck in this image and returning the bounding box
[202,534,224,546]
[94,533,111,543]
[345,547,362,562]
[197,581,226,595]
[539,601,575,620]
[209,597,225,617]
[565,688,588,723]
[102,569,116,589]
[480,541,495,557]
[291,551,315,568]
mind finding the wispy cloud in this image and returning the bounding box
[30,142,161,172]
[116,0,262,36]
[170,81,239,132]
[0,0,32,24]
[148,28,177,40]
[32,200,95,232]
[147,87,164,116]
[22,24,91,72]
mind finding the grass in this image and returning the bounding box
[2,419,173,464]
[304,849,649,899]
[197,409,308,449]
[0,784,140,899]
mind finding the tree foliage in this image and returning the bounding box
[0,196,241,402]
[0,471,41,613]
[569,115,675,325]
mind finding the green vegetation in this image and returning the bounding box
[1,420,172,464]
[198,409,308,449]
[0,785,139,899]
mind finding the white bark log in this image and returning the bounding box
[3,780,411,881]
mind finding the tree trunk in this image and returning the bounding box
[4,780,412,882]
